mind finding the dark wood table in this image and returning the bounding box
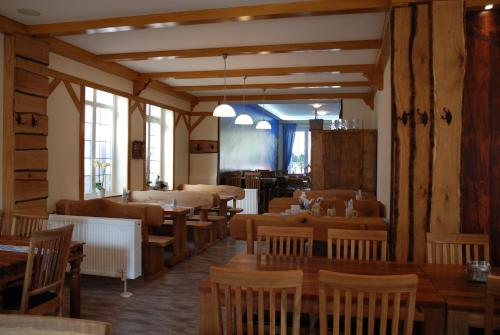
[0,236,84,318]
[421,264,500,335]
[198,254,447,334]
[161,206,192,266]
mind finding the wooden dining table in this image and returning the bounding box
[198,254,447,335]
[0,236,85,318]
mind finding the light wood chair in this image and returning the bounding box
[327,228,388,261]
[319,270,418,335]
[245,171,262,189]
[426,232,490,265]
[257,225,314,257]
[0,314,111,334]
[10,213,49,237]
[486,274,500,335]
[1,225,74,315]
[210,266,303,335]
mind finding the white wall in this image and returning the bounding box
[0,33,4,210]
[342,99,376,129]
[47,53,191,211]
[190,102,218,185]
[374,59,392,217]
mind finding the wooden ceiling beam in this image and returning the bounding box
[196,92,369,102]
[40,37,196,102]
[26,0,389,36]
[392,0,500,8]
[141,64,374,79]
[0,15,28,34]
[373,10,391,90]
[96,40,382,61]
[173,81,370,92]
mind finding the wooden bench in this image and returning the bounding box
[164,220,214,254]
[190,214,227,239]
[145,235,175,279]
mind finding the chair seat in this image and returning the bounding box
[148,235,175,247]
[1,285,57,311]
[228,208,244,214]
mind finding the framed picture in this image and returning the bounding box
[131,140,145,159]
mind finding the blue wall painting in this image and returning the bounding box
[219,104,279,172]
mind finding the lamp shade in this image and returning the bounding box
[213,104,236,117]
[234,114,253,125]
[256,120,272,130]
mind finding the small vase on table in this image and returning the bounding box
[99,188,106,198]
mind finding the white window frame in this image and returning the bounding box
[84,88,118,197]
[288,127,311,174]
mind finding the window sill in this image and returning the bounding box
[84,192,122,200]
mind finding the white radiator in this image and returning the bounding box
[48,214,142,279]
[235,189,259,214]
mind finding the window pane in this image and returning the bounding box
[85,87,94,102]
[96,90,113,105]
[289,131,306,174]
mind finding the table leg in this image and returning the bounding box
[423,306,446,335]
[447,310,469,335]
[199,290,218,335]
[69,258,82,318]
[169,213,190,266]
[219,200,228,218]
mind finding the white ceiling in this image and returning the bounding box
[261,103,341,121]
[0,0,385,119]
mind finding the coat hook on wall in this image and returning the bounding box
[31,114,38,127]
[441,108,452,125]
[417,109,429,126]
[397,111,409,126]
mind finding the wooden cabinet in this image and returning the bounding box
[310,130,377,193]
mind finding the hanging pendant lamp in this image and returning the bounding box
[235,76,253,125]
[213,54,236,117]
[256,88,272,130]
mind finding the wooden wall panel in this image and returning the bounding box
[310,130,377,192]
[15,68,49,97]
[14,180,48,202]
[462,10,500,264]
[14,92,47,115]
[392,7,412,262]
[14,199,47,214]
[15,134,47,150]
[13,34,49,65]
[411,4,432,264]
[14,150,48,171]
[13,114,48,135]
[430,1,464,233]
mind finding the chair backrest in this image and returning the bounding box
[256,225,314,257]
[224,171,242,187]
[11,213,49,237]
[327,228,388,261]
[21,224,74,314]
[245,171,261,189]
[210,267,303,335]
[258,170,274,177]
[319,270,418,335]
[426,232,490,265]
[0,314,111,334]
[486,274,500,335]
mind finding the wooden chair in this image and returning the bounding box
[0,314,111,334]
[258,170,274,177]
[225,171,242,187]
[486,274,500,335]
[245,171,262,189]
[210,266,303,335]
[327,228,388,261]
[10,213,49,237]
[426,232,490,265]
[318,270,418,335]
[1,225,74,315]
[256,226,314,257]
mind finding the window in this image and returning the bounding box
[84,87,128,197]
[146,104,174,188]
[288,129,311,174]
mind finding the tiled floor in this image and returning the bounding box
[64,238,246,335]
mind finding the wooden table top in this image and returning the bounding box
[0,236,84,283]
[199,254,445,308]
[421,263,500,313]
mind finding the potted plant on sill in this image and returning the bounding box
[95,160,111,198]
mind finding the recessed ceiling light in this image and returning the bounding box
[258,51,270,55]
[237,16,253,22]
[17,8,41,16]
[89,26,133,34]
[330,85,341,88]
[317,110,328,116]
[330,48,342,52]
[331,71,340,74]
[484,3,493,10]
[148,22,177,29]
[312,103,323,109]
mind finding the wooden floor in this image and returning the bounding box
[63,238,246,335]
